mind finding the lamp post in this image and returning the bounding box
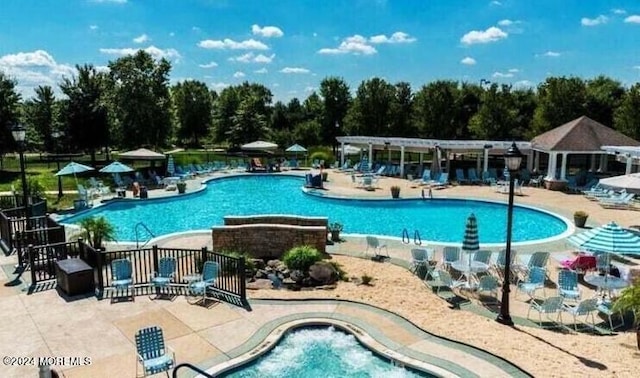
[52,131,64,199]
[496,141,523,326]
[11,125,29,228]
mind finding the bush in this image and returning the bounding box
[361,274,373,286]
[574,210,588,218]
[220,251,255,273]
[328,260,348,281]
[283,245,323,272]
[309,150,331,166]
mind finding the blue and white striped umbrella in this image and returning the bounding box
[166,155,175,176]
[567,221,640,255]
[462,213,480,270]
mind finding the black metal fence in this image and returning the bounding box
[0,197,49,254]
[26,240,89,286]
[85,246,247,307]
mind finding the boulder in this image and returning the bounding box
[251,258,266,270]
[290,270,305,283]
[308,261,338,285]
[246,279,275,290]
[267,259,280,268]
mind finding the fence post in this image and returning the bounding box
[238,256,246,303]
[95,245,104,299]
[28,244,36,288]
[200,247,207,272]
[15,230,23,268]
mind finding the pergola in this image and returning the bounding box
[530,116,640,183]
[335,136,532,178]
[601,145,640,174]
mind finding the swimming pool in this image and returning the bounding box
[219,326,433,377]
[61,174,569,244]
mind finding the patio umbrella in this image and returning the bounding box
[166,155,175,176]
[462,213,480,271]
[599,173,640,194]
[430,147,441,179]
[285,143,307,160]
[241,141,278,151]
[99,161,134,174]
[118,148,166,161]
[342,145,362,155]
[55,161,94,186]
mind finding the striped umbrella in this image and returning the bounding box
[462,213,480,269]
[166,155,175,176]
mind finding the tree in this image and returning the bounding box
[346,78,395,136]
[531,76,587,135]
[228,94,269,145]
[389,82,415,137]
[319,77,351,144]
[108,50,173,148]
[212,86,240,143]
[614,83,640,140]
[302,92,323,123]
[0,72,21,155]
[172,80,213,146]
[24,85,57,152]
[456,83,483,139]
[59,64,110,163]
[468,84,518,140]
[412,80,460,139]
[585,75,625,128]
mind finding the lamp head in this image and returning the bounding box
[504,142,523,172]
[11,125,26,144]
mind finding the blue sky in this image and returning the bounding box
[1,0,639,101]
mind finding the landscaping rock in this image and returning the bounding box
[267,259,280,268]
[309,261,338,285]
[251,259,266,270]
[246,279,275,290]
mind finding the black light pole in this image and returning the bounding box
[11,125,29,228]
[52,131,64,199]
[496,141,523,326]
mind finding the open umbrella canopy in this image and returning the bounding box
[342,145,362,155]
[241,141,278,151]
[118,148,166,161]
[55,162,94,176]
[599,173,640,194]
[286,144,307,153]
[462,213,480,252]
[567,221,640,255]
[166,155,175,175]
[99,161,134,174]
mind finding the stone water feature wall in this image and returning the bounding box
[211,215,328,259]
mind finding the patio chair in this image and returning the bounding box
[364,236,389,259]
[467,168,482,184]
[430,172,449,189]
[529,175,545,188]
[562,298,598,332]
[135,326,175,377]
[417,169,432,185]
[442,246,461,271]
[473,250,492,265]
[599,193,636,209]
[514,251,549,283]
[150,257,176,299]
[430,269,464,295]
[188,261,219,306]
[527,296,564,328]
[517,266,546,298]
[477,275,499,301]
[455,168,469,185]
[111,259,134,302]
[597,301,625,330]
[557,269,581,301]
[493,248,518,280]
[410,248,433,278]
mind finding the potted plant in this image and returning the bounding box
[574,210,588,228]
[328,222,343,242]
[390,185,401,199]
[176,181,187,194]
[613,280,640,349]
[78,216,116,250]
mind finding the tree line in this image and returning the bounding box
[2,50,640,160]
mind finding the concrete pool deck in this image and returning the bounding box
[2,168,640,377]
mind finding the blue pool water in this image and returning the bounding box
[62,175,568,243]
[220,327,433,377]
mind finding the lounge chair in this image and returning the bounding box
[455,168,469,185]
[493,248,518,280]
[529,175,545,187]
[477,275,499,300]
[473,250,492,265]
[514,251,549,283]
[597,301,625,330]
[111,259,134,302]
[557,269,581,301]
[527,296,564,328]
[599,193,636,209]
[442,246,460,271]
[364,236,389,259]
[431,269,464,295]
[410,248,432,276]
[467,168,482,185]
[150,257,176,299]
[135,326,175,377]
[188,261,219,306]
[417,169,432,185]
[562,298,598,331]
[430,172,449,189]
[517,266,546,298]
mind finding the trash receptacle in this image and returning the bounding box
[140,186,148,199]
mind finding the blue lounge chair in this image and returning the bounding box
[527,296,564,328]
[365,236,389,258]
[442,246,460,271]
[562,298,598,331]
[517,266,546,298]
[150,257,176,299]
[135,326,175,377]
[455,169,468,185]
[558,269,581,301]
[467,168,482,184]
[477,275,499,300]
[417,169,432,185]
[188,261,219,306]
[430,172,449,189]
[111,259,134,302]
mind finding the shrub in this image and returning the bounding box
[283,245,323,272]
[328,222,343,232]
[328,260,348,281]
[574,210,588,218]
[78,216,116,249]
[361,274,373,286]
[14,176,46,198]
[309,151,330,166]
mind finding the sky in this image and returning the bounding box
[1,0,640,102]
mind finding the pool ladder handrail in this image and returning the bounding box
[401,228,410,244]
[401,228,422,245]
[172,363,214,378]
[134,222,155,249]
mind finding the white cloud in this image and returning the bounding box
[542,51,561,57]
[497,19,513,26]
[508,68,519,73]
[99,45,181,60]
[318,34,377,55]
[612,9,627,15]
[0,50,75,97]
[460,26,507,45]
[624,15,640,23]
[89,25,99,30]
[210,82,230,91]
[581,15,608,26]
[199,61,218,68]
[280,67,310,74]
[0,50,58,67]
[133,34,149,43]
[460,57,476,65]
[369,31,416,44]
[233,71,245,78]
[514,80,533,88]
[305,86,317,92]
[95,65,110,73]
[253,53,275,63]
[251,24,284,38]
[254,68,268,74]
[228,52,275,63]
[492,71,514,78]
[198,38,268,50]
[229,53,254,63]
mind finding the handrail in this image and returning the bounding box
[172,362,215,378]
[413,230,422,245]
[134,222,155,249]
[401,228,410,244]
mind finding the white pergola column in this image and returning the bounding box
[340,142,345,167]
[368,144,373,169]
[483,147,489,173]
[419,151,424,174]
[589,154,597,172]
[445,149,451,173]
[560,152,568,180]
[399,146,405,177]
[387,146,391,163]
[602,154,608,172]
[526,150,534,172]
[476,151,482,172]
[546,152,557,180]
[533,151,540,173]
[626,154,633,175]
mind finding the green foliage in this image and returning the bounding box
[328,222,343,232]
[283,245,323,272]
[0,71,21,154]
[614,83,640,140]
[14,176,46,198]
[78,216,116,249]
[574,210,588,218]
[172,80,213,146]
[346,77,395,137]
[613,280,640,327]
[220,251,255,273]
[327,260,348,281]
[319,77,351,145]
[361,274,373,285]
[309,150,331,165]
[531,76,587,136]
